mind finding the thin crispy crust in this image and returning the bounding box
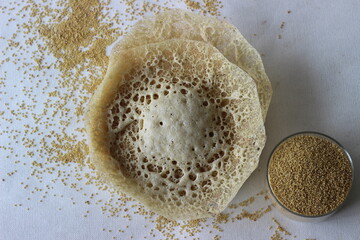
[113,9,272,121]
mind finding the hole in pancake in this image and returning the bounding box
[196,163,211,173]
[189,173,197,181]
[147,164,155,172]
[201,180,211,187]
[180,89,188,95]
[178,190,186,196]
[111,116,119,129]
[174,169,184,179]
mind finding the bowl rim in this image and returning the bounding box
[266,131,354,219]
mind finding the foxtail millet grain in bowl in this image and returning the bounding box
[267,132,353,219]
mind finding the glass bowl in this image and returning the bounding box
[266,131,354,222]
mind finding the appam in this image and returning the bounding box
[86,39,265,220]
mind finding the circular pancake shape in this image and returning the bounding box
[86,39,266,220]
[113,9,272,121]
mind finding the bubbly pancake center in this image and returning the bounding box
[139,87,218,165]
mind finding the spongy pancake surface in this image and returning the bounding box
[86,39,266,220]
[114,9,272,121]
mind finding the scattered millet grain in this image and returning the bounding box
[280,22,285,29]
[272,218,291,236]
[183,0,223,16]
[268,218,297,240]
